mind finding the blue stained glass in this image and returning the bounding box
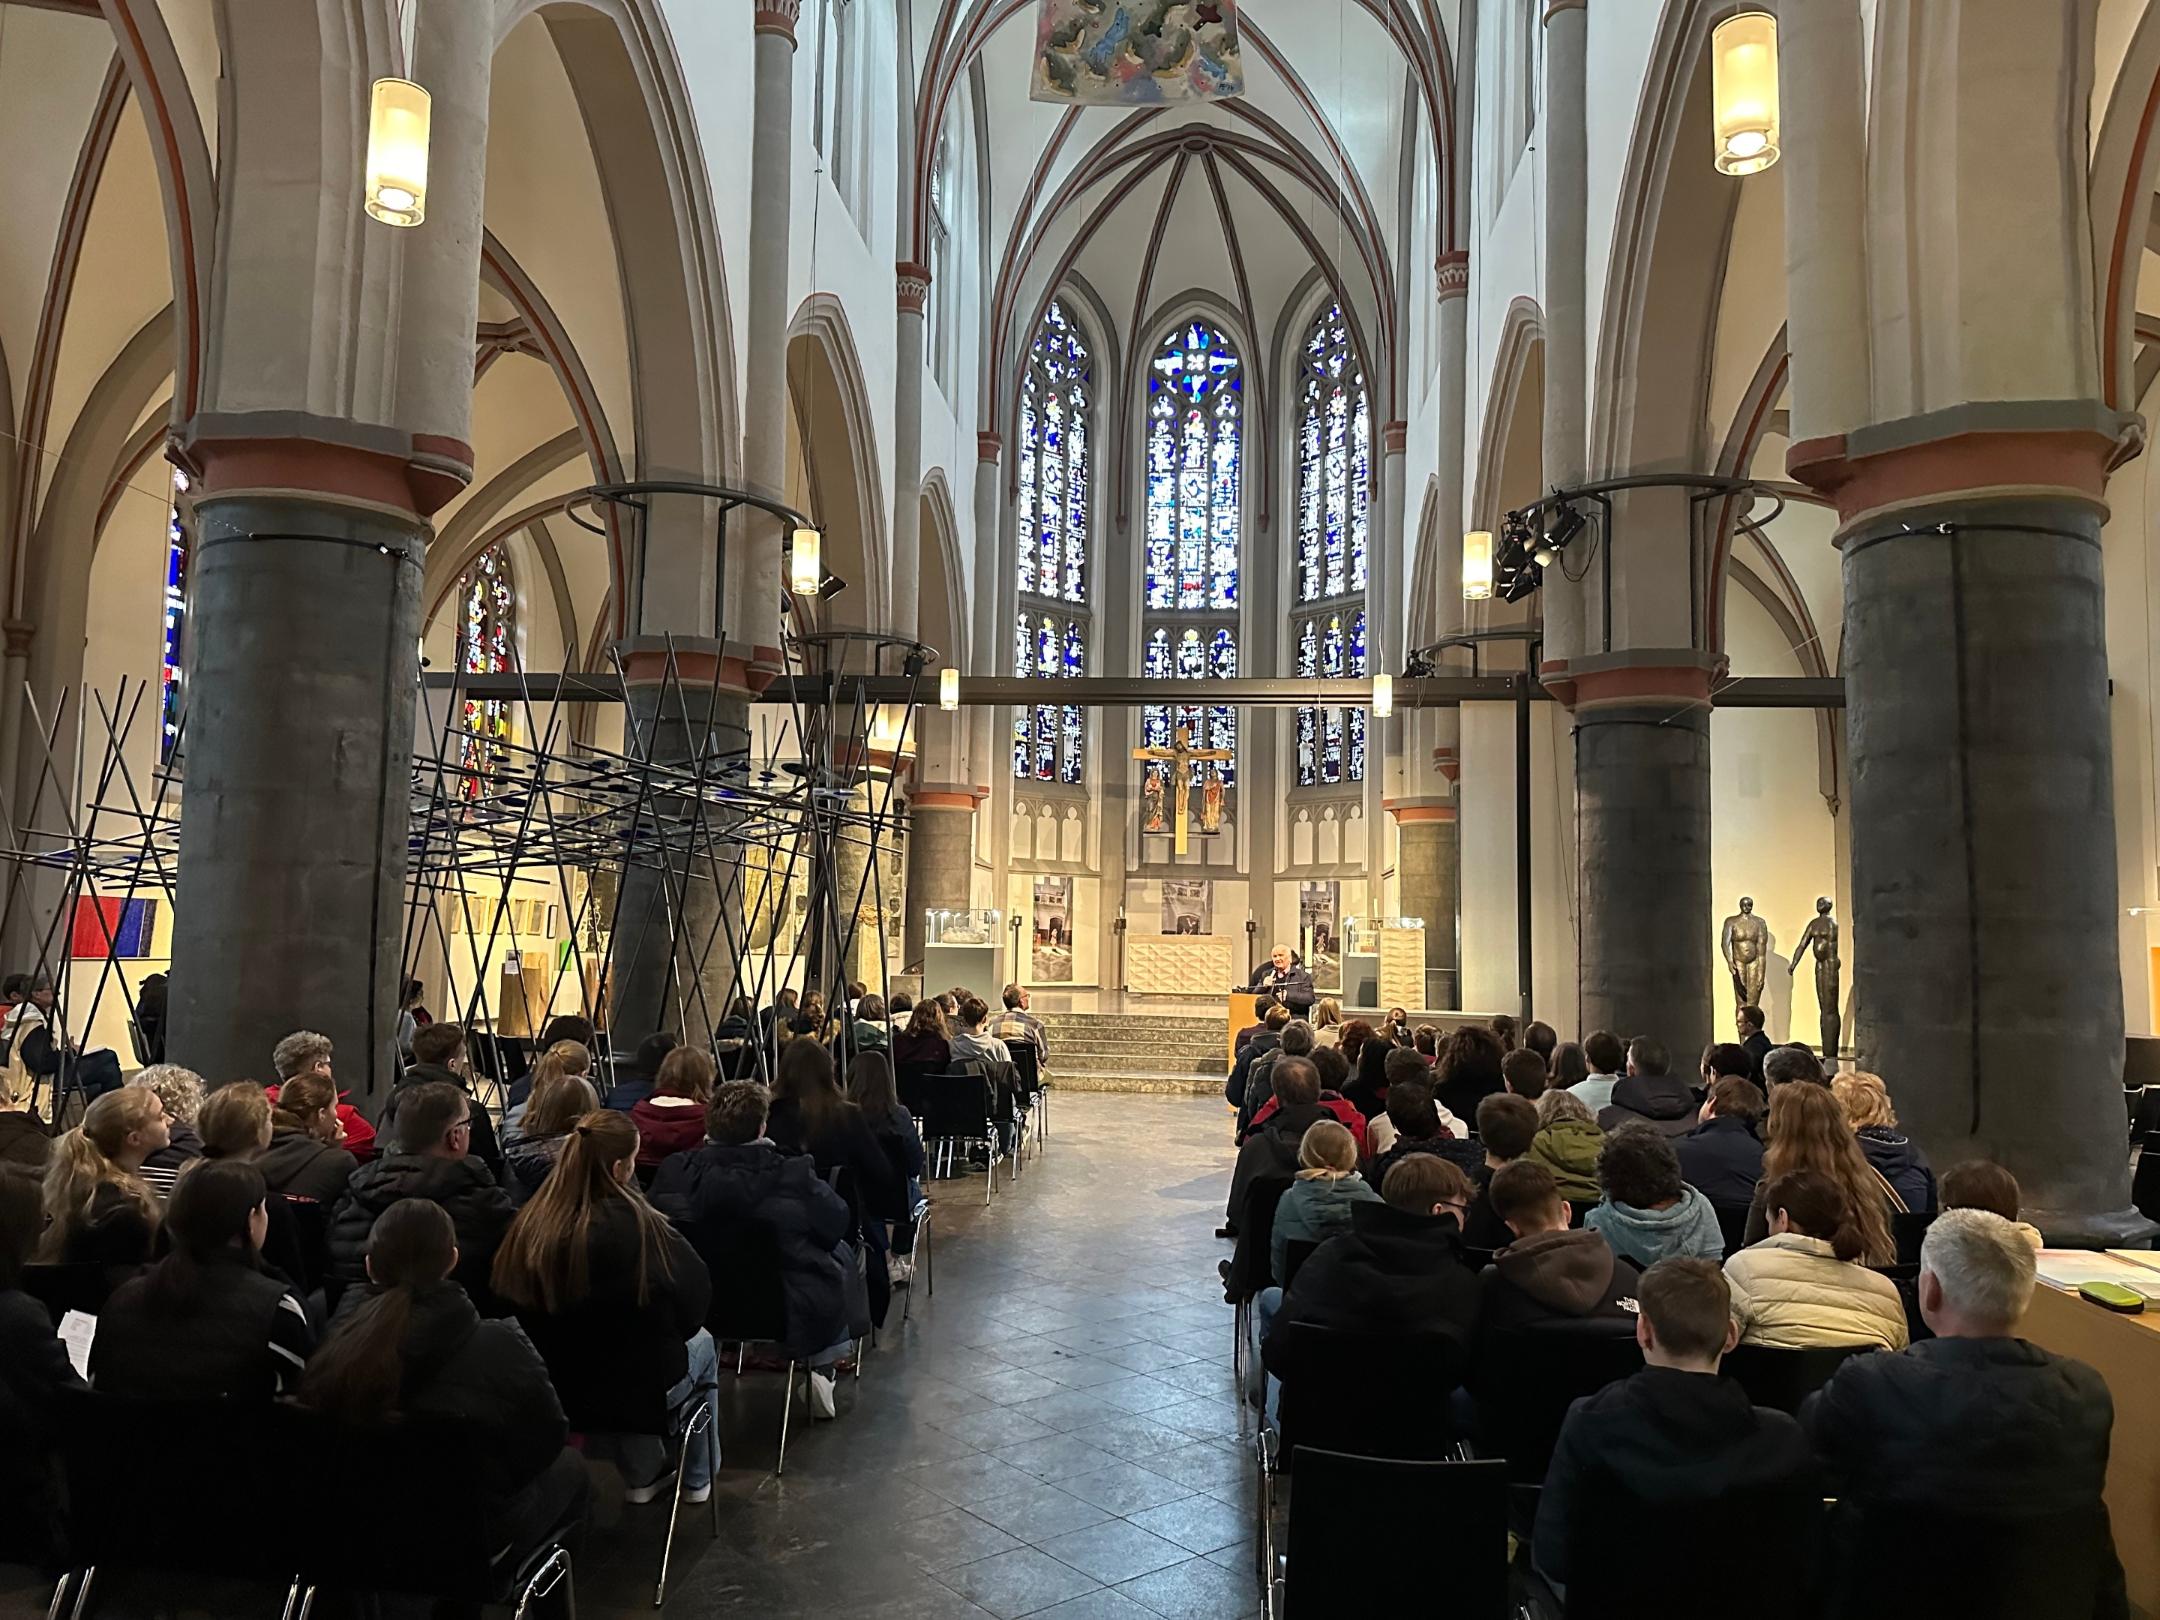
[1018,299,1091,607]
[1146,320,1240,612]
[1295,304,1367,604]
[456,545,515,801]
[1015,613,1087,785]
[160,496,188,763]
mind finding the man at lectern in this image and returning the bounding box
[1248,944,1315,1016]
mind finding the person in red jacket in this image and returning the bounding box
[629,1047,715,1171]
[1243,1027,1369,1155]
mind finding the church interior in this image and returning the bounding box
[6,0,2160,1614]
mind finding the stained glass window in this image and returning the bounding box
[160,470,190,765]
[456,545,515,801]
[1294,303,1370,787]
[1017,300,1090,606]
[1146,321,1241,611]
[1295,608,1369,787]
[1012,612,1084,785]
[1141,627,1237,787]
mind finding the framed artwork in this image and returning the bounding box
[1033,0,1245,106]
[1032,876,1073,982]
[1161,879,1213,936]
[1299,882,1341,989]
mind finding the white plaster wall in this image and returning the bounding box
[1458,698,1574,1023]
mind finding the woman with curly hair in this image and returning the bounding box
[1743,1079,1898,1264]
[1831,1071,1937,1215]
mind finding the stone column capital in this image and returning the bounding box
[1541,651,1720,713]
[1385,799,1457,824]
[977,431,1004,463]
[179,419,473,520]
[612,636,767,700]
[1381,420,1409,456]
[911,786,983,811]
[755,2,802,42]
[1430,744,1460,784]
[1,619,35,658]
[897,261,933,315]
[1789,409,2133,531]
[1436,250,1470,301]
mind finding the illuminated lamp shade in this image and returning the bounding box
[1462,530,1495,601]
[363,78,432,227]
[939,667,960,711]
[1712,12,1780,176]
[790,526,823,596]
[1370,672,1393,719]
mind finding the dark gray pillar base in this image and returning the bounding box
[1576,702,1712,1045]
[169,495,424,1106]
[1844,494,2150,1236]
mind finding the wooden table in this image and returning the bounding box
[1226,991,1262,1067]
[2021,1277,2160,1613]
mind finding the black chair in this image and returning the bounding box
[1280,1237,1321,1291]
[1711,1199,1753,1258]
[1552,1474,1824,1618]
[918,1070,1003,1202]
[1266,1321,1465,1465]
[1891,1208,1934,1265]
[1227,1176,1292,1398]
[702,1221,807,1474]
[1823,1501,2125,1620]
[1007,1041,1046,1150]
[1721,1342,1877,1413]
[1471,1321,1643,1485]
[1277,1451,1509,1618]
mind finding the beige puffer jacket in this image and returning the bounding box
[1722,1232,1909,1351]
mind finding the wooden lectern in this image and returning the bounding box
[1226,991,1262,1067]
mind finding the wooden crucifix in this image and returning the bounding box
[1133,726,1233,856]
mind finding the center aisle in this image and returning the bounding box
[583,1092,1253,1618]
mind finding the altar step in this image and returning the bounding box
[1040,1012,1227,1095]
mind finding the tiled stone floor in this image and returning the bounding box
[0,1093,1251,1619]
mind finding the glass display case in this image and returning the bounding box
[924,909,1006,1005]
[925,909,1002,945]
[1342,915,1426,1010]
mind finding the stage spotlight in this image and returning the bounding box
[1500,563,1542,605]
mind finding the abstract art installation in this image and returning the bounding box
[1032,0,1245,106]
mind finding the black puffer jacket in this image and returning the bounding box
[506,1198,710,1434]
[1264,1200,1482,1382]
[0,1288,84,1567]
[1673,1114,1763,1207]
[378,1066,504,1182]
[326,1153,515,1311]
[256,1128,359,1206]
[652,1140,852,1359]
[1598,1073,1700,1138]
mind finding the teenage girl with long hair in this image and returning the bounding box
[1746,1081,1898,1265]
[41,1086,167,1264]
[492,1110,717,1504]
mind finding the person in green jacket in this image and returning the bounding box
[1526,1089,1604,1205]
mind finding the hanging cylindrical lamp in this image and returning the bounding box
[364,78,432,226]
[939,668,961,711]
[790,526,823,596]
[1370,673,1394,719]
[1711,12,1780,176]
[1462,530,1495,600]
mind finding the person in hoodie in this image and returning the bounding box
[631,1046,717,1171]
[651,1080,857,1421]
[1269,1120,1380,1285]
[380,1023,505,1185]
[301,1198,587,1561]
[1476,1160,1641,1344]
[604,1031,679,1112]
[1596,1037,1699,1139]
[258,1073,359,1205]
[1532,1257,1819,1594]
[1831,1071,1937,1214]
[1723,1169,1908,1350]
[1584,1124,1726,1268]
[326,1081,516,1316]
[500,1066,601,1204]
[1526,1089,1604,1206]
[1673,1074,1767,1211]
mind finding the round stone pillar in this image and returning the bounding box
[904,788,978,969]
[1390,802,1459,1009]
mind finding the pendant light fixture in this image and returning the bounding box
[1712,12,1780,176]
[790,526,823,596]
[1462,530,1495,600]
[364,78,432,226]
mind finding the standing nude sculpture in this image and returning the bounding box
[1720,897,1770,1010]
[1788,897,1842,1059]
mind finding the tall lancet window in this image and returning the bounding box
[1293,303,1370,786]
[456,545,516,801]
[1013,298,1090,784]
[1141,319,1241,793]
[160,470,191,765]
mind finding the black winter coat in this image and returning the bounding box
[90,1252,310,1402]
[1856,1126,1936,1214]
[1534,1366,1818,1586]
[1672,1114,1763,1207]
[0,1288,84,1567]
[507,1199,711,1434]
[327,1153,515,1311]
[1265,1200,1482,1382]
[766,1097,907,1236]
[379,1065,505,1182]
[1225,1102,1332,1225]
[1598,1073,1701,1138]
[1226,1033,1281,1108]
[0,1110,48,1168]
[651,1140,854,1359]
[257,1127,359,1206]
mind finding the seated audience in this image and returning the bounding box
[493,1110,717,1505]
[768,1039,906,1263]
[1549,1041,1590,1097]
[1270,1121,1380,1285]
[0,1059,47,1168]
[3,973,119,1103]
[1363,1075,1466,1189]
[1477,1160,1641,1343]
[1744,1080,1897,1263]
[1340,1030,1394,1121]
[847,1051,926,1282]
[1245,1024,1368,1151]
[197,1080,277,1161]
[1585,1124,1725,1267]
[1501,1048,1548,1101]
[1569,1030,1627,1113]
[652,1081,857,1420]
[1225,1058,1333,1238]
[1310,998,1343,1047]
[1802,1210,2121,1595]
[1413,1024,1441,1063]
[506,1014,595,1111]
[631,1046,717,1171]
[303,1200,588,1552]
[90,1159,312,1398]
[890,998,952,1079]
[1461,1093,1540,1250]
[988,984,1047,1062]
[1337,1018,1375,1073]
[834,994,890,1059]
[383,1022,505,1184]
[1435,1025,1507,1122]
[949,996,1013,1070]
[328,1080,516,1312]
[1523,1020,1558,1067]
[1737,1004,1774,1078]
[131,1065,206,1182]
[1239,1019,1315,1137]
[1490,1015,1519,1051]
[1940,1160,2044,1249]
[502,1063,601,1204]
[41,1086,166,1265]
[1832,1071,1937,1214]
[0,1163,81,1567]
[1265,1155,1482,1377]
[1701,1041,1754,1089]
[712,997,759,1077]
[1526,1089,1603,1205]
[1762,1044,1828,1089]
[1533,1257,1817,1590]
[1675,1075,1767,1209]
[272,1029,376,1163]
[1598,1037,1697,1138]
[1228,1004,1292,1110]
[259,1073,358,1204]
[759,988,800,1049]
[1724,1169,1908,1350]
[606,1033,680,1112]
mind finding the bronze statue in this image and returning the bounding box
[1720,897,1770,1010]
[1788,896,1842,1058]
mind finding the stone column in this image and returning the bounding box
[1539,0,1590,656]
[1392,804,1459,1008]
[967,435,1003,788]
[905,788,977,967]
[1554,662,1715,1045]
[889,263,931,637]
[739,3,801,655]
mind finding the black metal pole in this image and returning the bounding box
[1515,672,1534,1028]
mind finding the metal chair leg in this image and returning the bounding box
[66,1567,94,1620]
[295,1585,318,1620]
[44,1574,71,1620]
[853,1336,865,1381]
[777,1363,797,1474]
[654,1446,689,1606]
